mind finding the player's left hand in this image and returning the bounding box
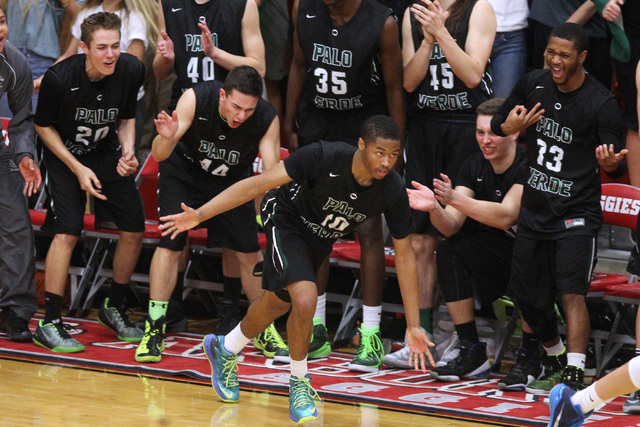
[198,19,218,59]
[596,143,628,173]
[18,156,42,197]
[405,326,435,372]
[159,202,202,239]
[602,0,624,22]
[117,152,139,177]
[411,0,450,40]
[433,173,454,205]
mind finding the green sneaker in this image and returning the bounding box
[347,325,384,372]
[308,317,331,359]
[135,316,166,363]
[98,298,144,342]
[33,319,85,353]
[525,350,567,396]
[289,374,320,424]
[204,334,240,403]
[253,323,288,358]
[273,317,331,363]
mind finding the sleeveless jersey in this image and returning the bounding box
[163,0,246,108]
[491,70,623,238]
[297,0,390,114]
[35,53,143,156]
[406,0,492,119]
[271,141,413,244]
[176,80,277,184]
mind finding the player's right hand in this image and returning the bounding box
[77,166,106,200]
[407,180,437,212]
[154,110,179,140]
[406,326,435,372]
[157,30,175,61]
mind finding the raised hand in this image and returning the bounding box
[502,102,545,135]
[198,19,218,59]
[154,110,179,140]
[157,30,175,61]
[596,143,628,173]
[433,173,454,205]
[407,180,437,211]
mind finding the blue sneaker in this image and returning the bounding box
[289,374,320,424]
[203,334,240,403]
[547,384,591,427]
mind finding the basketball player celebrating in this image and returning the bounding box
[159,115,433,424]
[135,66,281,363]
[34,12,146,352]
[491,22,627,394]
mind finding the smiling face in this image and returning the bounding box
[545,36,587,92]
[80,28,121,81]
[219,88,259,128]
[0,8,7,55]
[359,137,401,180]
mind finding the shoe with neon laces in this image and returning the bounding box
[289,374,320,424]
[33,319,85,353]
[525,350,567,396]
[274,317,330,363]
[253,323,288,358]
[498,347,543,391]
[98,298,143,342]
[561,365,585,391]
[203,334,240,403]
[135,316,165,363]
[547,383,591,427]
[431,340,490,382]
[348,325,384,372]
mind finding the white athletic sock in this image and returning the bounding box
[290,356,308,379]
[567,352,586,370]
[544,340,565,356]
[629,355,640,389]
[571,385,604,414]
[223,324,251,355]
[362,305,382,330]
[314,294,326,325]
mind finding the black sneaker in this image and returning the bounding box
[134,300,188,333]
[0,309,32,342]
[430,340,490,382]
[561,364,585,391]
[135,316,166,363]
[498,347,542,391]
[214,299,240,336]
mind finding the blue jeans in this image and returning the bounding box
[490,30,527,99]
[0,48,54,118]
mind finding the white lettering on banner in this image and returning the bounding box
[399,392,466,404]
[600,195,640,216]
[436,379,497,391]
[244,373,290,384]
[322,383,388,394]
[475,402,531,414]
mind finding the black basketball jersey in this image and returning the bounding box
[455,145,527,236]
[491,70,623,238]
[34,53,144,156]
[406,0,492,119]
[163,0,246,108]
[176,80,276,184]
[271,141,414,244]
[297,0,390,114]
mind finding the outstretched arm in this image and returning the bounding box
[159,162,293,238]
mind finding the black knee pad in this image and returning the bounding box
[518,301,559,343]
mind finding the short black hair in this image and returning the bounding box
[223,66,263,98]
[80,12,122,47]
[361,115,401,144]
[476,98,505,116]
[549,22,588,54]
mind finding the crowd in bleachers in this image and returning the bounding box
[1,0,640,424]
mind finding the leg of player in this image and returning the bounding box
[203,290,290,404]
[548,356,640,426]
[98,231,144,342]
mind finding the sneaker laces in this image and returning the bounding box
[219,353,240,389]
[113,305,137,328]
[51,320,76,340]
[140,320,163,352]
[356,328,383,359]
[290,376,321,409]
